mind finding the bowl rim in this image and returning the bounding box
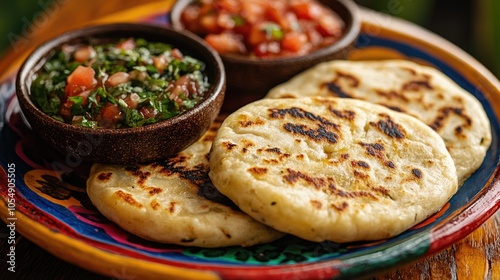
[169,0,361,65]
[15,22,226,135]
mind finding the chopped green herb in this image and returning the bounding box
[232,15,245,26]
[263,23,284,41]
[31,38,210,129]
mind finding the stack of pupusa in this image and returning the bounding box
[87,60,491,246]
[265,60,492,186]
[87,120,285,248]
[208,60,491,243]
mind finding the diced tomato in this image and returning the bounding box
[174,75,199,95]
[174,75,190,88]
[124,93,140,109]
[247,23,268,46]
[240,1,265,24]
[67,66,95,88]
[181,5,204,34]
[181,0,345,57]
[99,104,122,127]
[232,20,251,37]
[170,87,184,104]
[106,72,130,87]
[65,84,81,96]
[214,0,240,13]
[61,44,74,56]
[265,4,290,30]
[306,26,323,46]
[281,31,308,52]
[140,107,157,119]
[129,69,147,81]
[73,45,95,63]
[284,12,299,32]
[217,12,236,29]
[317,13,343,36]
[153,55,168,73]
[171,48,184,60]
[116,38,135,50]
[170,75,193,103]
[291,1,322,20]
[205,33,246,54]
[200,14,220,34]
[65,66,96,96]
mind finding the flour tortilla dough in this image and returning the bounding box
[87,121,284,247]
[209,97,458,243]
[266,60,491,185]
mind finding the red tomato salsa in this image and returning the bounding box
[30,38,210,129]
[181,0,345,58]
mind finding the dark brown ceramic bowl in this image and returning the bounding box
[170,0,360,111]
[16,23,225,164]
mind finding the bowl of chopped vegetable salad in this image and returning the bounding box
[16,23,226,164]
[170,0,360,111]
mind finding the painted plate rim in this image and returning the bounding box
[1,8,499,280]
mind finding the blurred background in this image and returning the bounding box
[355,0,499,77]
[0,0,498,77]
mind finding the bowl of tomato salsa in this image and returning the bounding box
[170,0,360,110]
[16,23,226,164]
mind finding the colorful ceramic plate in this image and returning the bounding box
[1,8,500,280]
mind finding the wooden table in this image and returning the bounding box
[0,0,499,279]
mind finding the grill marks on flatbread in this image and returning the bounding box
[266,60,492,185]
[87,121,283,248]
[209,97,458,243]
